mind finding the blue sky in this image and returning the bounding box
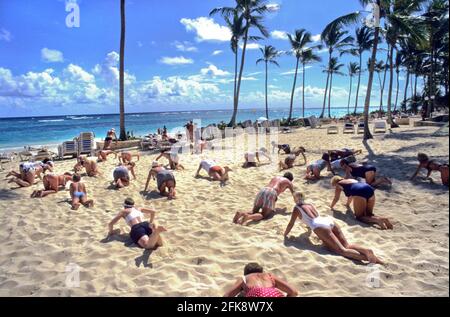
[0,0,398,117]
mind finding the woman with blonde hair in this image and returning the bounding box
[330,176,393,230]
[285,192,383,264]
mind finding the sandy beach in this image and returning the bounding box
[0,123,448,297]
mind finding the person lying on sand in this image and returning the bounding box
[118,151,141,165]
[97,150,117,162]
[271,141,291,154]
[108,197,167,250]
[155,149,184,170]
[331,176,393,230]
[244,148,271,168]
[104,128,118,150]
[74,156,100,177]
[31,172,73,198]
[340,159,392,187]
[195,159,232,184]
[285,192,384,264]
[233,173,295,225]
[113,162,136,189]
[328,148,362,161]
[304,156,331,180]
[6,161,52,187]
[223,262,298,297]
[279,147,307,171]
[144,161,177,199]
[69,174,94,210]
[322,153,357,175]
[411,153,449,186]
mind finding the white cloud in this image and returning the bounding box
[0,28,12,42]
[267,3,281,12]
[64,64,95,83]
[271,30,288,40]
[280,66,312,76]
[312,34,321,42]
[92,51,135,85]
[200,64,230,77]
[240,43,261,50]
[137,41,143,48]
[212,50,223,56]
[180,17,231,42]
[159,56,194,66]
[141,76,219,99]
[173,41,198,52]
[41,48,64,63]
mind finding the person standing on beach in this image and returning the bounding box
[284,192,384,264]
[144,161,177,199]
[69,174,94,210]
[195,159,232,184]
[107,198,167,250]
[331,176,393,230]
[31,172,73,198]
[104,128,118,150]
[233,173,295,225]
[74,156,100,177]
[223,262,298,297]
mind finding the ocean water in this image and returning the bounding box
[0,107,371,152]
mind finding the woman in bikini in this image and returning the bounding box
[331,176,393,230]
[195,159,232,183]
[7,162,52,187]
[144,161,177,199]
[340,159,392,187]
[411,153,449,186]
[285,192,383,264]
[104,128,118,150]
[108,197,167,249]
[69,174,94,210]
[31,172,73,198]
[223,262,298,297]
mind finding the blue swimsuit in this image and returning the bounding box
[341,182,374,200]
[350,164,377,178]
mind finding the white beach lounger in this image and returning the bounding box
[77,132,95,156]
[373,120,387,133]
[357,121,365,134]
[327,125,339,134]
[58,141,78,159]
[343,122,355,134]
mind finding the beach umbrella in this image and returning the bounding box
[257,117,268,122]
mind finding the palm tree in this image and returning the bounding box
[393,49,402,111]
[300,50,321,117]
[320,25,353,118]
[211,0,270,127]
[374,58,388,116]
[119,0,126,141]
[256,45,280,119]
[347,62,360,115]
[323,57,345,117]
[287,29,318,122]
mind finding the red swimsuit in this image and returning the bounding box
[243,274,284,298]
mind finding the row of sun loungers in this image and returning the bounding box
[58,132,96,159]
[327,120,388,135]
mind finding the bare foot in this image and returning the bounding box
[233,212,243,224]
[383,218,394,230]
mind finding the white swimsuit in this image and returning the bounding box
[124,208,143,226]
[200,160,215,173]
[295,205,334,231]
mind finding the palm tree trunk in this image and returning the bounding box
[414,73,418,99]
[394,51,400,112]
[427,33,435,118]
[363,24,380,140]
[320,73,330,118]
[347,75,353,115]
[379,47,389,117]
[353,52,362,114]
[229,24,250,127]
[288,58,300,122]
[386,45,395,126]
[328,73,333,118]
[265,61,269,119]
[233,49,238,111]
[302,62,306,118]
[119,0,126,141]
[403,68,410,111]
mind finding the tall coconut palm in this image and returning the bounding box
[323,57,345,117]
[119,0,126,140]
[347,62,360,115]
[287,29,318,122]
[211,0,270,127]
[300,49,321,117]
[393,49,402,111]
[320,25,353,118]
[256,45,280,119]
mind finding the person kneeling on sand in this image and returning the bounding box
[304,155,331,180]
[155,149,184,170]
[411,153,449,186]
[340,159,392,188]
[284,192,384,264]
[279,147,307,171]
[69,174,94,210]
[113,162,136,189]
[271,141,291,155]
[74,156,100,177]
[223,262,298,297]
[144,161,177,199]
[119,151,141,165]
[31,172,73,198]
[195,159,232,184]
[97,150,117,162]
[233,172,295,225]
[108,197,167,250]
[243,148,271,168]
[330,176,393,230]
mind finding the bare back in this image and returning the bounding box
[267,176,293,195]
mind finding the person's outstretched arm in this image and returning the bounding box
[411,165,421,180]
[144,172,152,192]
[223,278,244,297]
[130,167,137,180]
[284,210,299,237]
[330,188,342,209]
[141,207,156,223]
[195,164,202,177]
[108,211,124,235]
[272,275,298,297]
